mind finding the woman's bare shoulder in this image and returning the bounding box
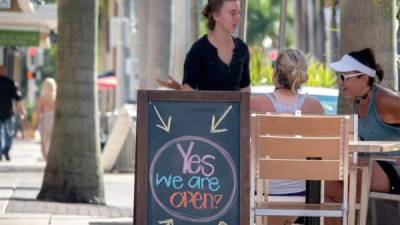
[376,87,400,104]
[250,95,275,113]
[302,96,324,114]
[376,88,400,123]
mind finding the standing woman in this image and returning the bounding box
[36,77,57,161]
[182,0,250,91]
[326,48,400,225]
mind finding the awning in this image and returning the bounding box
[0,29,40,46]
[0,3,57,47]
[98,71,117,90]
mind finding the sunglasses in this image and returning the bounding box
[271,60,276,69]
[336,72,364,82]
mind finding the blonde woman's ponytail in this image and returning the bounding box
[275,49,308,92]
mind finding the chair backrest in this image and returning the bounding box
[251,113,355,225]
[253,114,352,181]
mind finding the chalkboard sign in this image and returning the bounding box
[134,90,250,225]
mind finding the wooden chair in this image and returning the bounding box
[346,115,400,225]
[357,153,400,225]
[251,113,357,225]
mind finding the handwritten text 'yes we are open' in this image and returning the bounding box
[155,141,223,210]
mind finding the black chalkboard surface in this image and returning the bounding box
[134,90,250,225]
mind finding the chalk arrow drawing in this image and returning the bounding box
[158,218,174,225]
[154,105,171,133]
[210,105,232,134]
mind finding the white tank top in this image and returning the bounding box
[265,93,307,195]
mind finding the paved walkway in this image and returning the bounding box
[0,138,134,225]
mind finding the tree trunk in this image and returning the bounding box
[98,0,110,72]
[294,0,309,53]
[338,0,397,114]
[146,0,171,88]
[239,0,248,40]
[136,0,172,89]
[312,0,325,62]
[189,0,199,44]
[328,0,339,63]
[136,0,149,89]
[37,0,105,204]
[170,0,187,82]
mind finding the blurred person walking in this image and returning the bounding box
[0,65,26,161]
[36,77,57,161]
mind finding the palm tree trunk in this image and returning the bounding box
[312,0,325,62]
[189,0,199,44]
[136,0,149,89]
[37,0,104,204]
[294,0,309,53]
[338,0,397,114]
[98,0,110,72]
[146,0,171,89]
[328,0,339,63]
[136,0,172,89]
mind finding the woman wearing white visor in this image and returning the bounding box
[325,48,400,225]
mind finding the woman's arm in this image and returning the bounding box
[34,97,43,128]
[156,76,182,90]
[182,45,202,90]
[240,86,251,92]
[182,84,194,91]
[376,90,400,124]
[239,43,251,91]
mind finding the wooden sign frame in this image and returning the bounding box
[134,90,250,225]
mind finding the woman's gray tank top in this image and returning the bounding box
[355,86,400,141]
[265,93,308,195]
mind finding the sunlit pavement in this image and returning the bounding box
[0,138,134,225]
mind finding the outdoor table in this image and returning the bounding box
[349,141,400,153]
[348,141,400,225]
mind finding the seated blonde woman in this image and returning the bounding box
[250,49,324,225]
[251,49,323,115]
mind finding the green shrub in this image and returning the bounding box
[249,46,337,88]
[306,58,337,87]
[249,46,273,85]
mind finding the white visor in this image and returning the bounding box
[330,54,376,77]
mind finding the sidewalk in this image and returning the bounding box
[0,138,134,225]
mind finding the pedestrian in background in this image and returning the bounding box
[0,65,26,161]
[36,77,57,161]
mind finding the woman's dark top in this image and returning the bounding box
[182,35,250,91]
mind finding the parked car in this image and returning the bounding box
[251,86,339,115]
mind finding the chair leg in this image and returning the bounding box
[255,215,263,225]
[348,169,357,225]
[263,216,268,225]
[359,159,373,225]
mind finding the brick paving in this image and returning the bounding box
[5,199,132,217]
